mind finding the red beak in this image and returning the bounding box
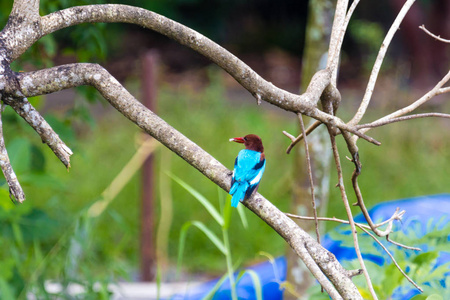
[229,137,244,143]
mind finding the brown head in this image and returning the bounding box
[229,134,264,153]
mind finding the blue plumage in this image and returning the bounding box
[229,134,266,207]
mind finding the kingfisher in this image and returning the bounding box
[229,134,266,207]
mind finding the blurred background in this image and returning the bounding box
[0,0,449,298]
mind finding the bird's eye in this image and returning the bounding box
[243,137,247,141]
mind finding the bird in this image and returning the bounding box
[229,134,266,207]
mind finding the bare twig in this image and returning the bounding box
[286,213,371,230]
[298,113,321,244]
[286,211,424,288]
[287,212,421,252]
[5,97,73,168]
[0,103,25,203]
[352,170,403,237]
[358,226,423,292]
[350,0,417,126]
[437,86,450,95]
[328,131,378,299]
[358,69,450,137]
[386,235,421,251]
[357,113,450,129]
[419,24,450,43]
[283,120,322,154]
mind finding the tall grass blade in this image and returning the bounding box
[258,251,280,281]
[177,221,227,277]
[191,221,227,254]
[223,197,232,230]
[169,173,224,226]
[156,262,162,300]
[236,201,248,229]
[236,269,263,300]
[201,272,228,300]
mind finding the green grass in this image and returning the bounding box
[0,67,448,294]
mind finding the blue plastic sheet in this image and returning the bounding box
[322,194,450,264]
[169,194,450,299]
[169,256,287,300]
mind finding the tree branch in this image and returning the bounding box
[298,113,321,244]
[14,62,362,298]
[357,113,450,129]
[349,0,417,126]
[4,97,73,168]
[37,4,379,146]
[328,131,378,299]
[286,212,423,292]
[358,69,450,136]
[0,103,25,203]
[419,24,450,43]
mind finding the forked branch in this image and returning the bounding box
[14,62,361,299]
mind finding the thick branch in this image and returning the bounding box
[10,0,40,20]
[37,4,378,146]
[1,62,73,168]
[16,63,361,299]
[0,0,41,61]
[39,4,305,112]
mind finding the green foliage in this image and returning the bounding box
[0,107,129,298]
[348,19,386,73]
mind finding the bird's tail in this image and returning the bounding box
[230,182,249,207]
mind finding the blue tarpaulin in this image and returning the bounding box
[169,194,450,299]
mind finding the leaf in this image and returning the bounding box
[222,196,232,230]
[412,251,438,266]
[168,173,224,226]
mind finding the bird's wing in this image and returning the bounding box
[245,158,266,199]
[234,150,263,182]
